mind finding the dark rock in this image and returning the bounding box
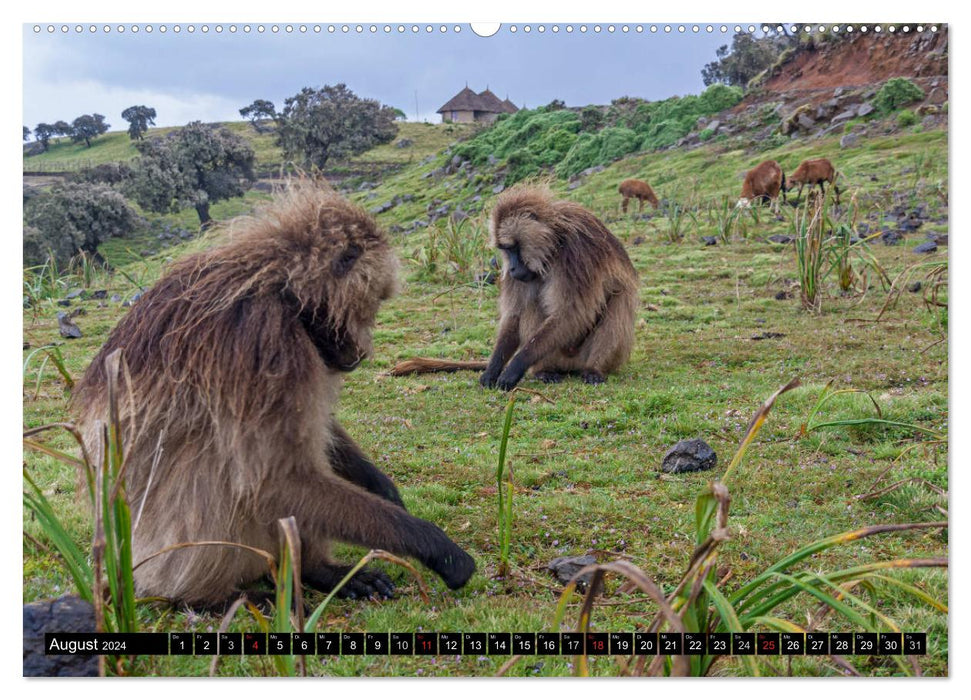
[475,270,497,285]
[774,290,792,300]
[797,113,815,130]
[56,299,71,307]
[840,133,860,149]
[631,236,645,245]
[881,230,903,246]
[56,312,82,338]
[394,138,413,148]
[907,281,922,293]
[579,165,605,178]
[492,184,505,195]
[370,201,396,215]
[661,438,717,474]
[767,234,794,244]
[65,289,84,300]
[702,236,718,246]
[913,241,938,254]
[24,595,99,677]
[567,180,582,191]
[831,109,856,124]
[110,294,122,303]
[857,102,875,118]
[548,555,599,590]
[927,233,948,246]
[899,217,923,232]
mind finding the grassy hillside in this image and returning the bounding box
[23,120,469,173]
[23,113,948,677]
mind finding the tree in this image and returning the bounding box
[52,120,73,142]
[23,126,30,141]
[33,123,56,151]
[701,33,782,87]
[24,182,140,267]
[70,114,110,147]
[275,84,398,169]
[126,121,255,226]
[122,105,157,140]
[239,99,276,133]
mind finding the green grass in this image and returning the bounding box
[23,114,948,677]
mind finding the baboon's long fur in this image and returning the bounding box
[789,158,841,203]
[73,186,475,606]
[618,178,660,213]
[738,160,786,211]
[479,185,640,389]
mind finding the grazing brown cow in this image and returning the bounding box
[619,178,660,213]
[789,158,841,204]
[737,160,786,213]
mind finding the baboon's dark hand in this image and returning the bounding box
[479,368,499,388]
[428,544,476,590]
[494,356,527,391]
[581,370,606,385]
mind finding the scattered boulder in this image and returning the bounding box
[394,138,413,148]
[548,555,599,590]
[907,281,923,293]
[56,311,82,339]
[661,438,717,474]
[492,184,506,195]
[370,201,396,215]
[767,234,794,245]
[23,595,98,677]
[881,230,903,246]
[840,133,860,149]
[856,102,875,118]
[912,241,938,254]
[702,236,718,246]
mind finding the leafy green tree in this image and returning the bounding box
[23,126,30,141]
[126,121,255,226]
[275,84,398,169]
[24,182,140,266]
[33,123,56,151]
[52,120,73,142]
[239,99,276,132]
[121,105,157,140]
[70,114,110,147]
[702,33,780,87]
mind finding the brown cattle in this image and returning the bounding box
[619,178,660,213]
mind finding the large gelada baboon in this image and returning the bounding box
[390,185,639,390]
[72,185,475,607]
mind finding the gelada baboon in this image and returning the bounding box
[72,185,475,606]
[618,178,660,213]
[481,185,639,389]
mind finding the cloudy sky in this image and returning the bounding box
[22,23,737,130]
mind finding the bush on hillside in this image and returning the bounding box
[874,78,925,115]
[24,182,141,267]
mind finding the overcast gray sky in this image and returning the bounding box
[22,23,737,129]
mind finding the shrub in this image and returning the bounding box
[874,77,925,114]
[699,128,714,142]
[897,109,918,128]
[24,182,141,267]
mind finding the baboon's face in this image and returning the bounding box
[323,245,398,372]
[493,211,554,283]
